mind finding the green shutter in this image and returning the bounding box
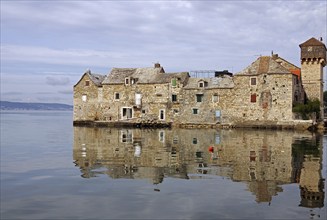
[172,79,177,87]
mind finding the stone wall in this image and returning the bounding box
[73,74,101,121]
[73,69,309,128]
[102,83,173,123]
[176,73,295,127]
[301,60,324,119]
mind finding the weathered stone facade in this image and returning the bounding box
[300,37,327,119]
[73,38,326,129]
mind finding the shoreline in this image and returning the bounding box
[73,120,322,131]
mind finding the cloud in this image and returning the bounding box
[2,1,326,72]
[1,92,23,96]
[45,76,70,86]
[1,0,326,104]
[58,90,73,95]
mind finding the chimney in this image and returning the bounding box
[272,53,278,60]
[154,63,161,68]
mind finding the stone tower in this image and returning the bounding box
[299,37,327,119]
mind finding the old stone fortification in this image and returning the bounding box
[73,38,326,130]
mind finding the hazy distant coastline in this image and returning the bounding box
[0,101,73,111]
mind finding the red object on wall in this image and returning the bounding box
[208,146,214,152]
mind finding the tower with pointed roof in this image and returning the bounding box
[299,37,326,119]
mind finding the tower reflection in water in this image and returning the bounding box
[73,127,324,207]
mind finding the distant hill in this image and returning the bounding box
[0,101,73,111]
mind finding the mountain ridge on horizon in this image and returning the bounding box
[0,101,73,111]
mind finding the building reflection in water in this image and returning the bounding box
[73,127,324,207]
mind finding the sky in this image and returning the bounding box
[1,0,326,105]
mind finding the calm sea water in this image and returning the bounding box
[1,111,326,220]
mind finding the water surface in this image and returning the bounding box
[1,111,326,219]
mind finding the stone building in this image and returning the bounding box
[73,37,326,129]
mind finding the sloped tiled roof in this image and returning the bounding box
[272,54,300,70]
[299,37,326,48]
[102,68,136,84]
[74,70,106,87]
[272,54,301,78]
[236,56,290,75]
[154,72,189,84]
[184,76,234,89]
[102,67,165,84]
[88,72,106,86]
[102,66,190,85]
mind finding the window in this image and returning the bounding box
[159,109,165,120]
[173,136,178,144]
[171,78,177,87]
[250,151,256,162]
[198,81,208,88]
[82,95,87,102]
[215,110,221,118]
[122,107,133,119]
[215,134,221,144]
[115,93,120,100]
[251,94,257,103]
[192,138,198,144]
[250,77,256,85]
[172,94,177,102]
[192,108,198,114]
[159,131,165,142]
[196,94,203,102]
[135,93,142,106]
[295,92,298,102]
[85,80,90,86]
[212,94,219,103]
[125,78,129,85]
[121,130,133,143]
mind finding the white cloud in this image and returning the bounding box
[1,0,326,104]
[45,76,70,86]
[1,44,126,67]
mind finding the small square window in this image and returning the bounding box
[172,94,177,102]
[115,93,120,100]
[212,94,219,103]
[251,78,256,85]
[196,94,203,102]
[82,95,87,102]
[251,94,256,103]
[85,81,90,86]
[199,82,204,88]
[192,138,198,144]
[159,109,165,120]
[193,109,198,114]
[159,131,165,142]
